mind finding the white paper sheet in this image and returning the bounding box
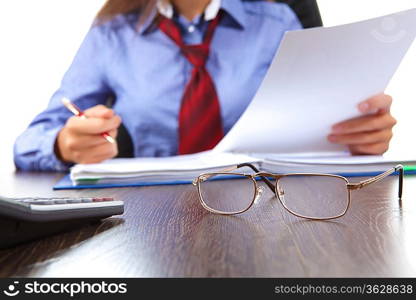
[215,9,416,154]
[256,152,416,166]
[70,151,259,180]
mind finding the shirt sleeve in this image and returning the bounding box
[14,25,112,171]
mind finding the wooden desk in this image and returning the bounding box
[1,170,416,277]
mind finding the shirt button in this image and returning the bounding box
[188,25,195,33]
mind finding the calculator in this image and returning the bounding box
[0,195,124,248]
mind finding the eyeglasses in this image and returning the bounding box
[192,163,404,220]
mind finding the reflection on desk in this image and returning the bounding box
[0,170,415,277]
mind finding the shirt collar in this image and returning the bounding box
[220,0,246,29]
[139,0,246,34]
[156,0,221,21]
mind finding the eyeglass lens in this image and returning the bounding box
[198,174,256,214]
[276,175,350,219]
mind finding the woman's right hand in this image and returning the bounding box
[55,105,121,164]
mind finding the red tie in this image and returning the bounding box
[158,14,224,154]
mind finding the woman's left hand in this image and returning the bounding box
[328,93,397,155]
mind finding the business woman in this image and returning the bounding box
[14,0,396,171]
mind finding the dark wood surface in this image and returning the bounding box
[1,169,416,277]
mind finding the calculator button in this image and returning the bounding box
[29,200,56,205]
[102,197,114,202]
[53,199,68,204]
[66,199,83,204]
[92,197,114,202]
[81,198,93,203]
[14,198,35,203]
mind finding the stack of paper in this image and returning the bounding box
[69,152,259,186]
[260,152,416,174]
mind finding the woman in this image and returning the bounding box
[14,0,396,171]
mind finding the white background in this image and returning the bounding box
[0,0,414,171]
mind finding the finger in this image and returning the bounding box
[358,94,393,114]
[84,105,115,119]
[65,129,118,150]
[331,113,396,134]
[84,129,118,147]
[328,129,393,145]
[92,150,119,163]
[75,142,118,164]
[66,115,122,135]
[349,142,390,155]
[90,142,118,161]
[64,135,106,152]
[108,129,118,139]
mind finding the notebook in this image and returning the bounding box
[54,9,416,190]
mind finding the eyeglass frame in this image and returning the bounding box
[192,163,404,220]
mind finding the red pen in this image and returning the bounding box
[61,97,116,144]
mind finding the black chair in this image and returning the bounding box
[116,0,323,158]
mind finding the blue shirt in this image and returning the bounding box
[14,0,302,171]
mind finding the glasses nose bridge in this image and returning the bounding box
[254,185,264,203]
[251,173,282,199]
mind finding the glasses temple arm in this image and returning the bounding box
[399,166,404,199]
[348,165,403,199]
[237,163,275,193]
